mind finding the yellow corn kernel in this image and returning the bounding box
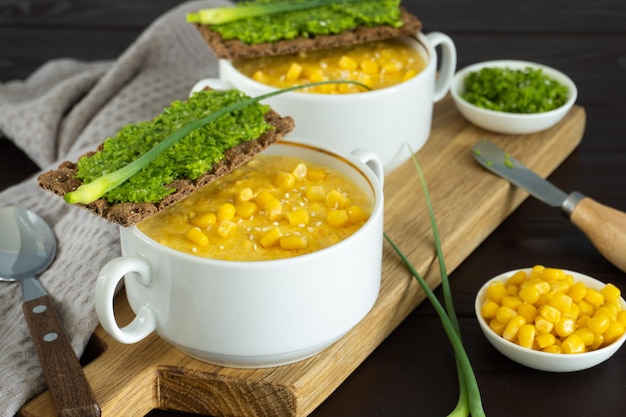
[382,60,403,73]
[357,72,373,88]
[605,322,625,345]
[568,281,587,303]
[539,304,562,323]
[217,203,236,222]
[338,55,358,71]
[536,333,556,349]
[618,310,626,326]
[403,69,419,81]
[577,299,595,317]
[285,62,303,81]
[264,198,283,221]
[601,283,621,303]
[327,209,349,228]
[507,284,519,296]
[502,296,523,310]
[564,302,580,320]
[542,345,562,354]
[292,163,307,181]
[360,59,379,75]
[506,270,528,286]
[550,292,573,314]
[518,324,536,349]
[286,209,310,227]
[550,281,571,294]
[275,171,296,189]
[252,70,269,84]
[561,334,586,354]
[496,305,518,325]
[519,284,541,304]
[347,205,369,224]
[517,303,538,323]
[596,306,617,321]
[542,267,566,281]
[574,327,595,346]
[576,315,591,329]
[306,168,327,181]
[258,227,282,248]
[489,318,506,336]
[487,281,509,303]
[587,314,610,334]
[534,316,554,334]
[255,190,275,209]
[235,201,258,219]
[185,227,209,246]
[481,300,500,319]
[308,68,326,83]
[280,234,308,250]
[339,83,360,94]
[216,220,237,238]
[555,317,576,338]
[326,189,350,209]
[306,185,326,201]
[190,212,216,229]
[236,187,254,202]
[590,333,605,350]
[584,287,605,307]
[503,315,526,341]
[530,264,545,279]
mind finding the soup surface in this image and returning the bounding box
[138,155,372,261]
[233,38,426,94]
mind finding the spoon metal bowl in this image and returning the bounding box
[0,206,100,417]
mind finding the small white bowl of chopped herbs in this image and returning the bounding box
[451,60,577,135]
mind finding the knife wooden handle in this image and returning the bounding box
[22,294,101,417]
[570,197,626,273]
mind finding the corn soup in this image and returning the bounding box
[233,38,426,94]
[138,155,371,261]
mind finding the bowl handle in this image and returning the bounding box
[426,32,457,102]
[351,149,384,187]
[95,256,157,344]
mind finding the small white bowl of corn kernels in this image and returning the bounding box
[475,266,626,372]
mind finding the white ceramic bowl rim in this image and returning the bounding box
[452,59,578,118]
[130,140,383,268]
[223,32,435,101]
[475,268,626,360]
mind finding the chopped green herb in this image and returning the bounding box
[202,0,403,45]
[504,153,515,169]
[462,66,569,114]
[65,80,370,205]
[72,89,272,203]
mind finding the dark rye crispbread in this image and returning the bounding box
[195,7,422,60]
[38,109,295,227]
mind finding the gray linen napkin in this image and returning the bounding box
[0,1,229,414]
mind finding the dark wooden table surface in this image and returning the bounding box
[2,1,626,416]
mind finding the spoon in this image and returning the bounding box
[0,206,100,417]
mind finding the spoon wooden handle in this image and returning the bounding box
[569,197,626,273]
[22,294,101,417]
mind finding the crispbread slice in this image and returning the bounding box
[38,109,294,227]
[195,8,422,60]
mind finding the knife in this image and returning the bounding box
[472,140,626,273]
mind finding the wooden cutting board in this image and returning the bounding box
[21,96,586,417]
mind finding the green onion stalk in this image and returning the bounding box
[64,80,369,205]
[187,0,366,25]
[383,151,486,417]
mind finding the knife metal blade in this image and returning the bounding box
[472,140,583,216]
